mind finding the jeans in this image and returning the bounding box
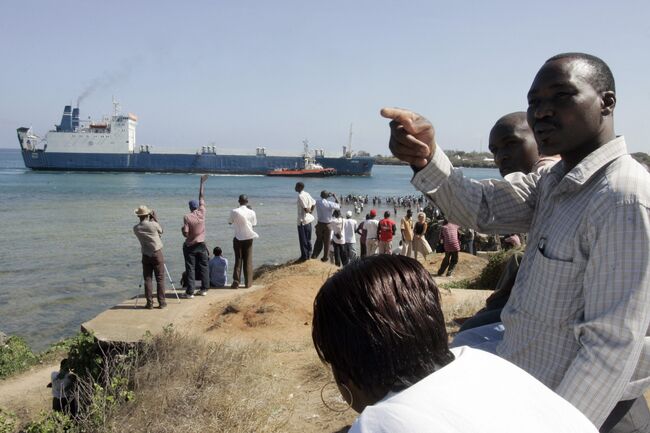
[183,242,209,293]
[312,222,332,260]
[343,243,357,265]
[233,238,254,287]
[332,243,345,266]
[297,223,312,260]
[142,249,166,305]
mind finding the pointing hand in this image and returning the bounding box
[380,108,436,169]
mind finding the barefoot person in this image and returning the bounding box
[312,255,597,433]
[133,205,166,309]
[381,53,650,431]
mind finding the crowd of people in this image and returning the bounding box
[125,52,650,433]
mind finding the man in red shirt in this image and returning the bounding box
[437,219,460,277]
[378,211,397,254]
[181,175,209,298]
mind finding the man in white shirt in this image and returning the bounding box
[295,182,316,262]
[228,194,258,288]
[342,210,358,265]
[364,209,379,255]
[311,190,340,262]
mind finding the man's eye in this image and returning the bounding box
[527,99,538,106]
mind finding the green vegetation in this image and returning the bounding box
[22,411,73,433]
[0,336,37,379]
[373,151,496,168]
[0,409,17,433]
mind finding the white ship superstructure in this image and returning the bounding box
[44,100,138,153]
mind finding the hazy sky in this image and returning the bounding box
[2,0,649,155]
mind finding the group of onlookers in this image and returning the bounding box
[133,175,258,309]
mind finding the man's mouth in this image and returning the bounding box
[534,122,556,140]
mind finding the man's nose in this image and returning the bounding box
[533,99,553,119]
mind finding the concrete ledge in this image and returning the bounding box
[81,286,262,344]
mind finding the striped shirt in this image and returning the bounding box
[411,136,650,427]
[440,223,460,252]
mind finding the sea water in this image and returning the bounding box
[0,148,498,350]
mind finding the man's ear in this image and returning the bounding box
[601,91,616,116]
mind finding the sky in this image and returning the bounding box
[1,0,649,155]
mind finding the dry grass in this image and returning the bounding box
[101,332,296,433]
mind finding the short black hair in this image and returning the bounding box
[213,247,222,256]
[384,211,390,218]
[333,209,341,218]
[295,182,304,190]
[546,52,615,93]
[312,255,454,396]
[238,194,248,204]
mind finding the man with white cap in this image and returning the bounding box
[133,205,166,309]
[342,210,358,265]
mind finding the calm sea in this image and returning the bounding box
[0,148,499,350]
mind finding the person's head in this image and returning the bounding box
[346,210,353,219]
[333,209,341,218]
[295,182,304,193]
[188,199,199,212]
[321,190,329,199]
[527,53,616,168]
[406,208,413,218]
[238,194,248,205]
[134,205,152,221]
[443,218,449,225]
[369,209,377,218]
[365,213,371,220]
[383,211,390,219]
[213,246,222,257]
[489,112,539,176]
[417,212,426,221]
[312,255,454,413]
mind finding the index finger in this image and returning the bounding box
[380,107,416,126]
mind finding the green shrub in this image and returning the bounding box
[470,248,521,290]
[0,336,37,378]
[0,408,17,433]
[22,411,73,433]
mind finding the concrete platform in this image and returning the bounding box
[81,286,261,344]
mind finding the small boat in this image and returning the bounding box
[267,165,337,177]
[267,140,337,177]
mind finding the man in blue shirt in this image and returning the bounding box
[208,246,228,288]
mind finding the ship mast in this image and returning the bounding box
[348,123,353,156]
[112,96,121,117]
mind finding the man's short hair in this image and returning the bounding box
[384,211,390,218]
[213,247,222,256]
[238,194,248,204]
[320,190,329,199]
[312,255,454,395]
[295,182,304,191]
[546,52,615,93]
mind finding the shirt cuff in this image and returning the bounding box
[411,145,454,194]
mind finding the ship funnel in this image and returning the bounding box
[57,105,73,132]
[72,107,80,130]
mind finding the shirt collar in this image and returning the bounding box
[552,136,627,192]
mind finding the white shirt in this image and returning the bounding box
[364,218,379,240]
[228,205,259,241]
[343,218,357,243]
[297,191,316,225]
[349,346,597,433]
[316,197,340,223]
[329,217,345,245]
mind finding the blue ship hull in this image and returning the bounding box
[20,149,373,176]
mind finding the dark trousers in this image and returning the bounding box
[312,222,332,260]
[438,251,459,276]
[343,243,356,265]
[332,243,345,266]
[297,223,313,260]
[142,249,166,305]
[233,238,254,287]
[601,397,650,433]
[182,242,209,293]
[53,397,78,417]
[360,240,367,258]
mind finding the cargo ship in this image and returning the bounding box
[17,100,373,176]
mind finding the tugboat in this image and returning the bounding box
[266,140,337,177]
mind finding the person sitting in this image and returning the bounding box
[208,246,228,288]
[311,255,597,433]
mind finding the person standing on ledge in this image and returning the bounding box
[381,53,650,432]
[295,182,316,262]
[182,174,209,298]
[312,190,340,262]
[133,205,166,309]
[229,194,258,288]
[437,219,460,277]
[400,208,414,257]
